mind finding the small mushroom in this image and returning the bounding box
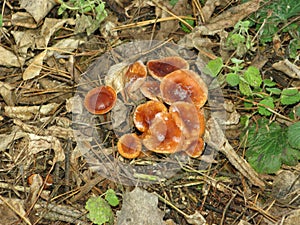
[133,100,167,132]
[160,69,208,108]
[169,101,205,149]
[147,56,189,80]
[143,112,182,153]
[84,85,117,114]
[184,137,205,158]
[140,80,161,101]
[117,133,142,159]
[124,61,147,93]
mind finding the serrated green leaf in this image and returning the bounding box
[280,89,300,105]
[244,66,262,87]
[244,118,300,174]
[266,87,281,95]
[203,57,223,77]
[226,73,240,86]
[258,98,274,116]
[105,189,119,207]
[85,196,113,225]
[239,81,252,96]
[288,122,300,149]
[263,79,276,87]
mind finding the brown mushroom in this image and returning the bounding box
[124,61,147,93]
[160,69,208,108]
[84,85,117,114]
[143,112,182,153]
[169,101,205,149]
[117,133,142,159]
[140,80,161,101]
[147,56,189,80]
[133,100,167,132]
[184,137,205,158]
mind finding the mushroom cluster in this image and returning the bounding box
[84,56,208,159]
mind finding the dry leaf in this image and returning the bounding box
[28,133,65,163]
[0,46,25,67]
[23,50,47,80]
[11,11,37,28]
[0,81,16,106]
[20,0,57,23]
[185,211,206,225]
[11,30,36,56]
[272,60,300,79]
[0,126,27,152]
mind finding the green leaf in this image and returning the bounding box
[203,57,223,77]
[244,118,300,174]
[85,196,113,225]
[169,0,179,6]
[288,38,300,59]
[263,79,276,87]
[105,189,119,207]
[180,16,194,33]
[244,66,262,87]
[266,87,281,95]
[58,5,67,15]
[226,73,240,86]
[239,80,252,96]
[296,106,300,117]
[0,14,3,27]
[280,89,300,105]
[244,101,253,109]
[288,122,300,149]
[258,98,274,116]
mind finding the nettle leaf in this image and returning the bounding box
[239,80,252,96]
[266,87,281,95]
[105,189,119,207]
[226,73,240,86]
[245,118,299,174]
[244,66,262,87]
[288,122,300,149]
[258,98,274,116]
[280,89,300,105]
[203,57,223,77]
[85,196,114,225]
[263,79,276,87]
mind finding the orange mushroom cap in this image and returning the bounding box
[143,112,182,154]
[124,61,147,93]
[184,137,205,158]
[169,101,206,149]
[133,100,167,132]
[160,69,208,108]
[84,85,117,114]
[147,56,189,80]
[140,80,161,101]
[117,133,142,159]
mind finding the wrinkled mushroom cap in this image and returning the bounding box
[117,133,142,159]
[84,85,117,114]
[184,137,205,158]
[160,69,208,108]
[147,56,189,80]
[124,61,147,93]
[143,112,182,153]
[140,80,161,101]
[133,100,167,132]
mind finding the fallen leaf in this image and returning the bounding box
[11,11,37,28]
[23,50,47,80]
[0,46,25,67]
[0,81,16,106]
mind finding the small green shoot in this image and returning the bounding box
[180,16,195,33]
[57,0,107,35]
[0,14,3,27]
[243,118,300,174]
[85,189,119,225]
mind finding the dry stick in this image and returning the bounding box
[0,195,32,225]
[113,16,195,31]
[151,0,194,30]
[192,0,205,23]
[220,193,237,225]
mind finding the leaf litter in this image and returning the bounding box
[0,0,299,224]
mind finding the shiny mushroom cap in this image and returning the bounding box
[143,112,182,154]
[140,80,161,101]
[84,85,117,114]
[133,100,167,132]
[160,69,208,108]
[117,133,142,159]
[124,61,147,93]
[184,137,205,158]
[147,56,189,80]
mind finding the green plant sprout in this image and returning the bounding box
[180,15,195,33]
[57,0,107,35]
[226,20,254,57]
[242,118,300,174]
[85,189,119,225]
